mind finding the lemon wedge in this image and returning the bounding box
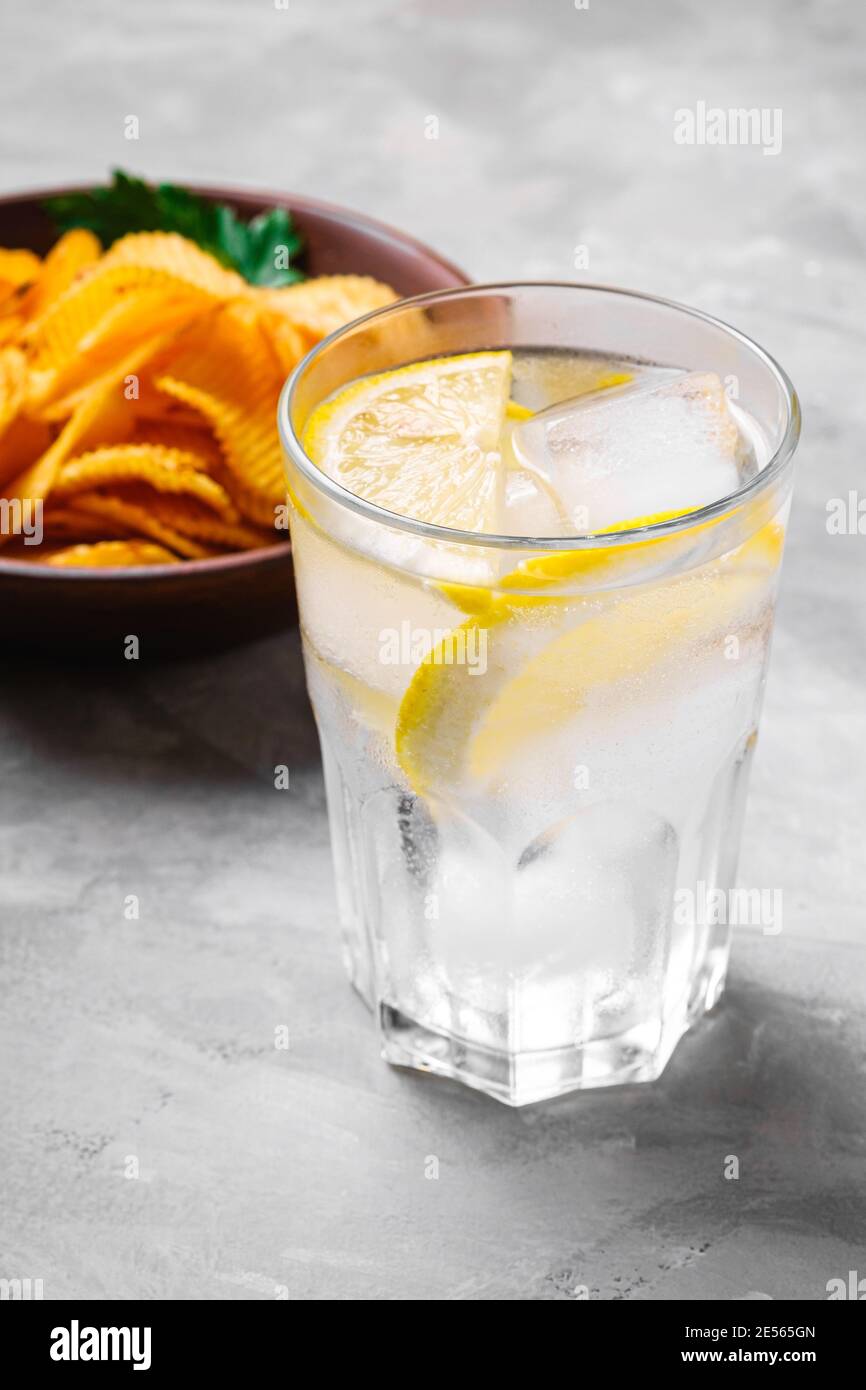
[302,351,512,532]
[396,520,783,794]
[505,398,534,422]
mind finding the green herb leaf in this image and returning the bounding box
[44,170,305,287]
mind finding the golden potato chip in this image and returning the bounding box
[0,313,25,345]
[155,301,287,525]
[99,231,248,298]
[0,248,41,290]
[251,308,307,376]
[38,359,208,426]
[27,286,204,413]
[0,332,171,511]
[133,418,224,469]
[0,218,398,568]
[66,489,216,559]
[259,275,398,344]
[40,504,135,542]
[156,373,284,525]
[77,287,193,358]
[144,493,274,550]
[45,539,180,568]
[0,280,24,311]
[211,472,280,529]
[257,275,425,397]
[25,265,171,360]
[0,345,26,436]
[54,444,240,520]
[121,373,213,429]
[0,415,52,488]
[24,270,207,393]
[23,234,244,390]
[19,229,101,321]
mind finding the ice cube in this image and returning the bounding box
[511,372,746,534]
[498,415,576,538]
[512,801,678,1047]
[292,515,477,701]
[430,808,511,983]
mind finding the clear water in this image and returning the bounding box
[290,349,787,1104]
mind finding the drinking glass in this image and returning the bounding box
[278,283,800,1105]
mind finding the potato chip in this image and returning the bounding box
[99,231,248,298]
[45,539,180,568]
[24,270,207,392]
[0,313,25,345]
[65,489,216,559]
[121,374,213,429]
[22,233,245,393]
[155,301,287,525]
[0,279,24,311]
[206,468,279,529]
[54,444,239,520]
[0,332,171,511]
[0,415,53,489]
[0,345,26,436]
[0,248,41,290]
[256,275,425,399]
[156,374,284,525]
[39,359,209,426]
[133,418,224,469]
[27,286,204,413]
[19,229,101,321]
[41,504,135,542]
[259,275,398,343]
[77,288,192,358]
[0,220,398,568]
[251,308,308,376]
[144,493,274,550]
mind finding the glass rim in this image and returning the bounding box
[277,280,802,551]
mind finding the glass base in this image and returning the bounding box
[318,717,744,1107]
[374,939,730,1106]
[378,998,704,1107]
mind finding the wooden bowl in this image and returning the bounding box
[0,184,469,653]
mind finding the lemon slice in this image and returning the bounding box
[302,351,513,532]
[435,505,699,618]
[396,520,783,794]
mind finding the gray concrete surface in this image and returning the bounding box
[1,0,865,1300]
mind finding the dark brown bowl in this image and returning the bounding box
[0,184,469,654]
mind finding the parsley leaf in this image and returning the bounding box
[44,170,305,286]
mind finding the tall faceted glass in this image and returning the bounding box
[279,284,800,1105]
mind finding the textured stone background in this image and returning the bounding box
[1,0,864,1300]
